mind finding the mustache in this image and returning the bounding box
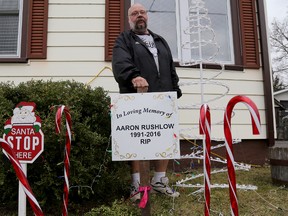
[136,18,146,23]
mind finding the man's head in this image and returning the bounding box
[128,3,148,34]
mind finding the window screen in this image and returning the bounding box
[0,0,20,56]
[187,0,232,63]
[131,0,233,64]
[132,0,178,58]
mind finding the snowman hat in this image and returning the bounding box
[16,102,36,112]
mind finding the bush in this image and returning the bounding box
[0,80,130,214]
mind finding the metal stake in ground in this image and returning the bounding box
[137,88,151,216]
[140,160,151,216]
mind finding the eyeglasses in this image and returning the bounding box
[129,10,147,17]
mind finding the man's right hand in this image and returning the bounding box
[132,76,149,93]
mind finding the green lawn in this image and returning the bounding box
[86,166,288,216]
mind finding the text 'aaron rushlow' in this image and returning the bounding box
[116,123,175,131]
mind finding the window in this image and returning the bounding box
[132,0,178,59]
[132,0,233,64]
[105,0,260,69]
[0,0,23,58]
[0,0,48,63]
[177,0,233,65]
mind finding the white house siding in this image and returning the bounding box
[0,0,267,141]
[176,67,267,140]
[0,0,117,89]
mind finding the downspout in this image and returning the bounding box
[256,0,275,146]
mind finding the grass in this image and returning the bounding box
[85,166,288,216]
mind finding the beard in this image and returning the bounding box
[130,18,147,34]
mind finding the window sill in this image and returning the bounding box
[174,62,244,71]
[0,58,28,63]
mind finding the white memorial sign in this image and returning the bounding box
[111,92,180,161]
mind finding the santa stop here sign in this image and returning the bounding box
[3,102,44,163]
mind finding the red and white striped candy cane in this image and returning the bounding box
[224,95,261,216]
[0,138,44,216]
[55,106,72,216]
[199,104,211,216]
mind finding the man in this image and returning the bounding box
[112,3,182,202]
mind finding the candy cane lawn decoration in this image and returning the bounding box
[55,106,72,216]
[224,96,261,216]
[199,104,211,216]
[0,138,44,216]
